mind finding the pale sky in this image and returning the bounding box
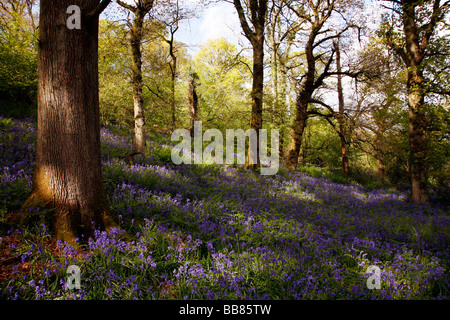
[106,0,245,55]
[175,1,245,55]
[104,0,384,57]
[176,0,384,55]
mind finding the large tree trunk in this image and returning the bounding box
[407,69,428,203]
[130,11,146,155]
[402,1,429,204]
[21,0,116,245]
[384,1,431,204]
[334,40,350,176]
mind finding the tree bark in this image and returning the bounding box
[286,29,317,170]
[118,0,155,155]
[278,48,290,159]
[402,0,430,204]
[233,0,268,169]
[377,149,386,177]
[130,10,146,155]
[267,6,291,160]
[188,72,198,137]
[167,34,177,131]
[21,0,116,245]
[248,42,264,167]
[334,40,350,176]
[407,68,429,203]
[286,95,309,170]
[383,0,434,203]
[285,0,344,171]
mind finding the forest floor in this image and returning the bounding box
[0,115,449,300]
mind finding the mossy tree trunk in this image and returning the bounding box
[383,0,447,203]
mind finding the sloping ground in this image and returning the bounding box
[1,115,449,300]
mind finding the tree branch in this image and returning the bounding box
[233,0,256,45]
[420,0,445,51]
[313,27,350,49]
[385,30,408,65]
[144,83,165,101]
[117,0,137,13]
[88,0,112,18]
[313,49,335,89]
[428,88,450,95]
[308,108,334,119]
[309,98,336,115]
[380,3,403,16]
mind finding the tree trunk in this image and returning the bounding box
[130,11,146,155]
[248,41,264,168]
[377,151,385,177]
[233,0,268,169]
[402,2,429,204]
[286,34,315,171]
[188,72,198,137]
[21,0,117,245]
[339,134,350,175]
[266,4,292,161]
[168,36,177,131]
[334,40,350,176]
[278,50,289,159]
[270,38,279,128]
[117,0,154,154]
[407,69,428,203]
[286,95,309,170]
[374,129,386,176]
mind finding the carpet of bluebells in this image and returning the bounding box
[0,115,449,300]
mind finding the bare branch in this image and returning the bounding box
[420,0,446,51]
[88,0,112,18]
[117,0,137,13]
[380,3,403,16]
[314,49,335,89]
[233,0,256,44]
[309,98,335,115]
[144,83,166,102]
